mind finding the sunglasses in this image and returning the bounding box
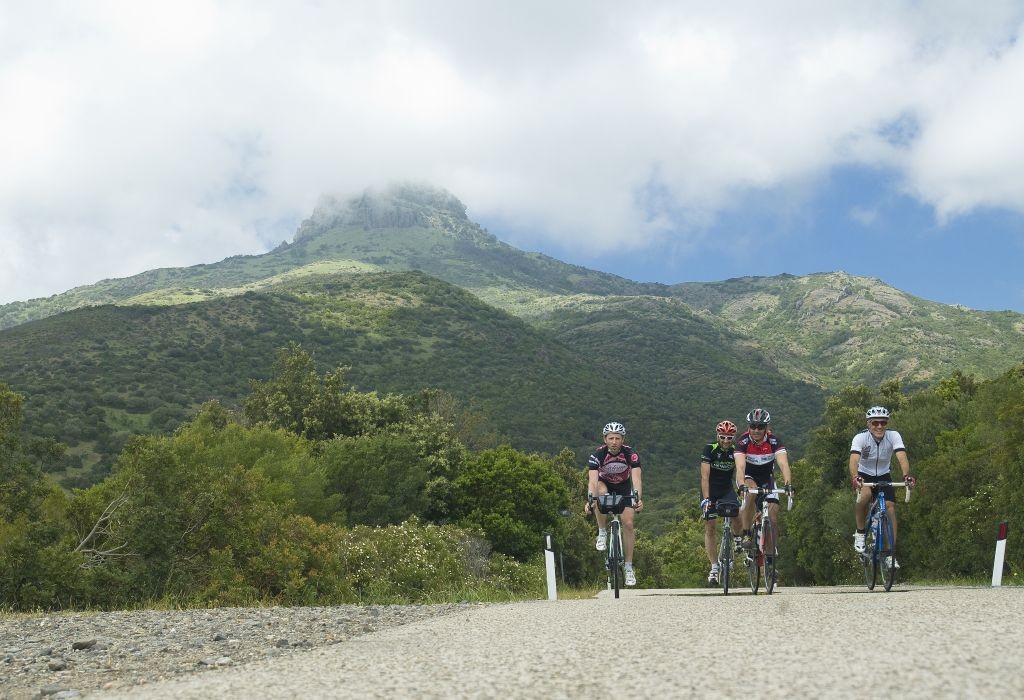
[869,420,889,428]
[718,435,735,441]
[749,423,767,430]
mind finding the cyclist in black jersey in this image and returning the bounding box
[700,420,740,586]
[583,421,644,586]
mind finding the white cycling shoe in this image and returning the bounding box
[853,532,866,553]
[885,556,901,569]
[624,568,637,586]
[595,532,607,551]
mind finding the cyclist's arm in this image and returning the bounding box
[733,452,747,489]
[848,452,861,486]
[631,467,642,502]
[776,449,792,485]
[895,450,911,479]
[700,460,710,500]
[587,466,600,497]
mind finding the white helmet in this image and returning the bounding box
[865,406,890,420]
[602,421,626,436]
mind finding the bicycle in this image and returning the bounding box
[713,499,741,595]
[741,486,792,595]
[590,492,636,598]
[858,480,911,592]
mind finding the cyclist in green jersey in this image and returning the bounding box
[700,420,740,586]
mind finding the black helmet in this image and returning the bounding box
[746,408,771,425]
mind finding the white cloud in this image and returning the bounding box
[2,1,1024,302]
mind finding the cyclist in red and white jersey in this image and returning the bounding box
[583,421,644,586]
[734,408,793,551]
[849,406,916,559]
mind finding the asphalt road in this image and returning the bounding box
[105,585,1024,699]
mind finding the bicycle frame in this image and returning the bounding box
[716,510,738,595]
[742,487,791,595]
[594,492,636,598]
[858,481,910,592]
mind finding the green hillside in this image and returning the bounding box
[670,272,1024,389]
[0,271,823,523]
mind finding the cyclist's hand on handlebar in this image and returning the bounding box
[700,497,711,514]
[851,475,864,491]
[904,475,917,488]
[784,482,794,495]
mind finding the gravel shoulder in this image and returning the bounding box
[0,603,469,700]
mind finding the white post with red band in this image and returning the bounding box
[544,533,557,600]
[992,521,1008,587]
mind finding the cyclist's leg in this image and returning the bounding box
[855,484,873,528]
[621,505,636,562]
[704,514,718,567]
[888,500,898,547]
[593,481,610,531]
[739,475,758,532]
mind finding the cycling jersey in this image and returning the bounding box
[701,442,736,490]
[850,429,906,477]
[588,444,640,485]
[735,431,786,480]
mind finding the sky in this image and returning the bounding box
[3,1,1024,311]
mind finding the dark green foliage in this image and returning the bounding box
[0,385,83,609]
[454,445,572,561]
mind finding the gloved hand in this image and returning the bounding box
[904,475,917,488]
[784,482,794,495]
[700,498,711,515]
[851,475,864,491]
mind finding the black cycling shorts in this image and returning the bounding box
[599,478,634,499]
[704,483,739,521]
[743,470,779,503]
[859,471,896,502]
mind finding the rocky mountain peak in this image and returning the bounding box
[294,183,469,242]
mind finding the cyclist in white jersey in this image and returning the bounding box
[849,406,916,556]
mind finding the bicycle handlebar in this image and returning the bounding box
[855,481,912,504]
[739,486,794,511]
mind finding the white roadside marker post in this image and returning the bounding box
[544,533,557,600]
[992,521,1008,587]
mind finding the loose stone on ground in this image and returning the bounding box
[0,604,468,700]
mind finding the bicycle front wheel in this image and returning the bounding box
[719,524,732,595]
[880,513,897,592]
[762,517,777,595]
[747,527,761,594]
[610,520,622,599]
[864,509,878,591]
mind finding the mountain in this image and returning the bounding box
[0,184,657,331]
[670,272,1024,390]
[2,183,1023,514]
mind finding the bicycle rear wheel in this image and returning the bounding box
[610,520,622,599]
[747,525,761,594]
[880,513,897,592]
[762,517,777,595]
[719,523,732,595]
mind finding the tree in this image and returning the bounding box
[453,445,571,561]
[244,343,411,441]
[0,384,80,609]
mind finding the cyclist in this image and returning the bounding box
[584,421,644,586]
[734,408,793,557]
[850,406,916,562]
[700,420,740,586]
